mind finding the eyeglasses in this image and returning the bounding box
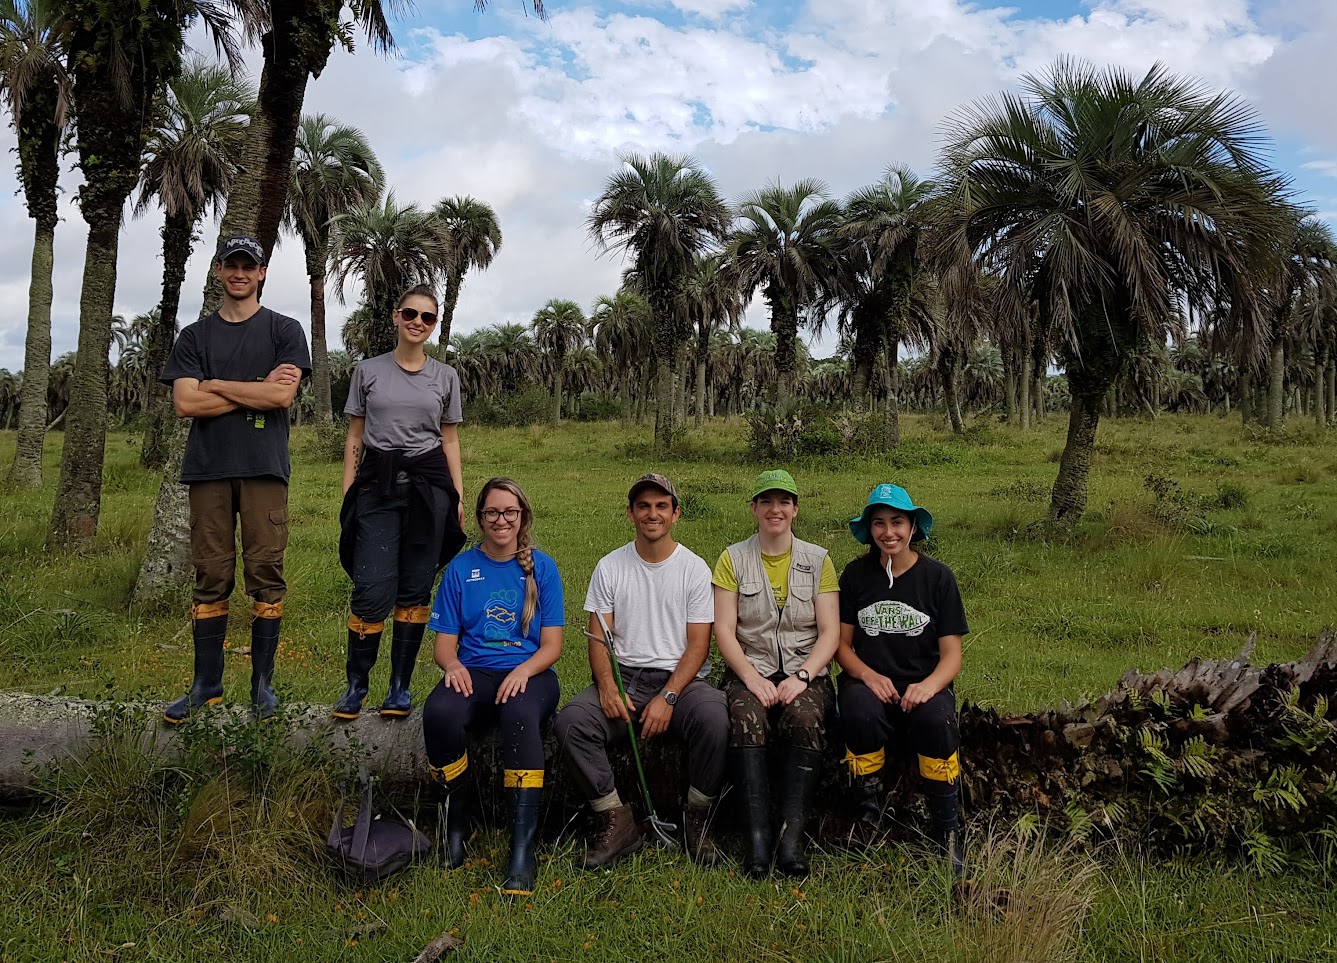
[398,307,438,324]
[480,508,522,522]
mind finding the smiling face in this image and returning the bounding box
[627,487,680,545]
[750,490,798,538]
[479,485,524,556]
[868,507,916,562]
[394,293,439,347]
[214,255,266,303]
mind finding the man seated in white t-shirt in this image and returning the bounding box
[554,473,728,869]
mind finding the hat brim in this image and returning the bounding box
[847,504,934,544]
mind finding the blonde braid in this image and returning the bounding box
[518,541,538,636]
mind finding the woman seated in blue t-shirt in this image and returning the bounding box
[423,476,564,896]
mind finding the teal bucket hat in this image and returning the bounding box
[848,484,934,545]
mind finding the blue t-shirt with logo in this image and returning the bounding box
[429,546,565,670]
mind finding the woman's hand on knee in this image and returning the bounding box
[496,667,529,704]
[444,660,473,697]
[865,672,900,705]
[900,680,938,710]
[745,673,780,708]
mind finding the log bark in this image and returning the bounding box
[4,631,1334,854]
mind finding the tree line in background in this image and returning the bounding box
[0,0,1332,570]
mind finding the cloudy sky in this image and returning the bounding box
[1,0,1335,371]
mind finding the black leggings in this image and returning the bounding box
[422,667,559,777]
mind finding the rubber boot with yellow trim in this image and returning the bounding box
[249,601,283,721]
[500,770,544,895]
[381,605,428,717]
[164,602,228,725]
[332,615,383,720]
[429,756,473,869]
[922,752,965,878]
[844,748,886,847]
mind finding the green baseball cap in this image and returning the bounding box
[750,469,799,501]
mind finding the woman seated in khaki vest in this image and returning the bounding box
[711,469,840,878]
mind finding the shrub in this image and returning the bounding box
[464,387,551,427]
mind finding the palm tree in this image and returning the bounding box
[590,289,651,423]
[1261,213,1334,429]
[433,195,502,346]
[727,180,844,407]
[933,58,1287,524]
[588,152,731,450]
[135,57,255,468]
[680,253,743,427]
[530,298,586,424]
[329,193,448,359]
[0,0,70,488]
[285,113,384,421]
[48,0,262,551]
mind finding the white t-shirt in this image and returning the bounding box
[584,541,715,675]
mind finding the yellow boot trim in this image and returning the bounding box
[252,600,284,620]
[348,614,386,635]
[428,754,468,784]
[394,604,431,625]
[845,747,885,776]
[503,769,545,789]
[918,752,961,783]
[191,600,229,620]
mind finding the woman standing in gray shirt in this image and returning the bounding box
[333,285,467,719]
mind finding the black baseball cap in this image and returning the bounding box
[628,472,679,508]
[216,235,267,265]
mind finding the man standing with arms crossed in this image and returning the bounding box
[160,236,311,724]
[555,473,728,868]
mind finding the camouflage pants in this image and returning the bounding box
[723,669,834,750]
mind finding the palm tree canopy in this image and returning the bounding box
[433,195,502,275]
[328,192,448,308]
[587,151,731,295]
[284,113,384,255]
[841,164,936,276]
[135,56,255,220]
[531,297,586,358]
[727,178,845,315]
[0,0,70,127]
[933,58,1290,365]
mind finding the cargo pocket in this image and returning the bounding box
[268,507,290,553]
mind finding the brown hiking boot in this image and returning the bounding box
[682,803,723,867]
[582,803,643,870]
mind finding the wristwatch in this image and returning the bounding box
[795,668,811,684]
[661,689,679,706]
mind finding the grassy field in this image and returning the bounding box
[1,413,1335,962]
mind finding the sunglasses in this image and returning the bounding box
[398,307,438,324]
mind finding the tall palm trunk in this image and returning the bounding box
[305,240,332,422]
[882,336,900,450]
[7,91,62,489]
[938,346,964,434]
[1003,343,1019,422]
[8,216,55,488]
[1048,371,1105,523]
[1020,353,1033,430]
[1267,338,1285,430]
[47,217,119,549]
[1239,367,1254,425]
[1327,358,1336,427]
[769,291,798,408]
[141,211,194,469]
[439,267,464,347]
[551,356,564,425]
[693,323,709,428]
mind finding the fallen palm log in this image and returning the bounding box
[2,630,1333,856]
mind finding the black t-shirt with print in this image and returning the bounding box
[838,552,969,684]
[160,307,312,483]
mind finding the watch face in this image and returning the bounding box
[797,670,811,682]
[663,690,678,705]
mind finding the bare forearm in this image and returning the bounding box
[441,427,463,502]
[205,380,294,410]
[666,630,709,693]
[342,429,363,495]
[176,392,238,418]
[517,634,562,678]
[589,637,618,691]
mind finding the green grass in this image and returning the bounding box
[1,413,1336,961]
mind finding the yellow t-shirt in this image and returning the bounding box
[712,546,839,609]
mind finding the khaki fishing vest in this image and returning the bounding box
[727,533,830,678]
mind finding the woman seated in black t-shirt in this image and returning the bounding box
[835,483,968,875]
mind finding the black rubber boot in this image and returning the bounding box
[249,615,281,721]
[733,747,772,879]
[501,786,542,895]
[443,772,474,869]
[775,746,822,877]
[381,617,425,717]
[164,613,228,725]
[847,771,885,846]
[926,784,966,878]
[332,625,382,720]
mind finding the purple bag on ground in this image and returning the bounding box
[327,767,432,883]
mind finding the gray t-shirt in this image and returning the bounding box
[345,353,462,456]
[584,541,714,675]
